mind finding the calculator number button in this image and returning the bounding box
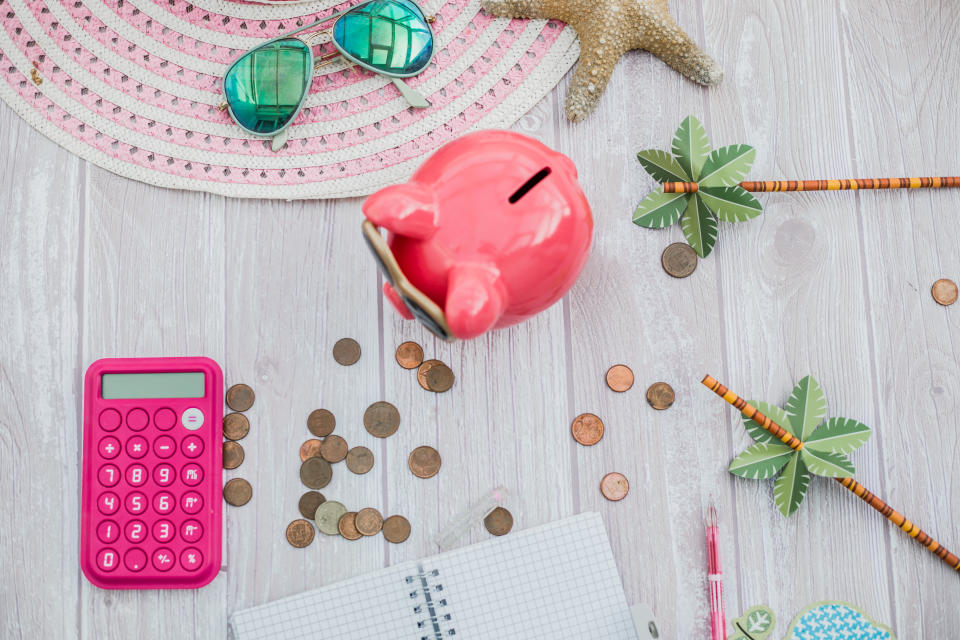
[125,519,148,543]
[153,519,176,543]
[181,408,204,430]
[124,548,148,572]
[181,463,204,486]
[181,519,204,543]
[98,409,122,431]
[96,548,120,572]
[154,435,176,459]
[126,408,149,431]
[97,492,120,515]
[181,491,204,515]
[97,519,119,543]
[126,436,149,459]
[153,491,175,515]
[152,548,176,572]
[180,548,204,571]
[98,464,120,487]
[154,408,177,431]
[98,436,121,459]
[125,491,148,515]
[181,435,204,458]
[154,463,176,487]
[126,464,148,487]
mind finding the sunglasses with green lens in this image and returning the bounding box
[221,0,435,150]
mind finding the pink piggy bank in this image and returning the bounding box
[361,130,593,341]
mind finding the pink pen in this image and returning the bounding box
[706,501,726,640]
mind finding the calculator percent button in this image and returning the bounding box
[98,436,121,459]
[153,519,176,543]
[126,464,148,487]
[181,491,204,515]
[181,519,203,543]
[181,463,203,486]
[125,519,148,543]
[126,408,149,431]
[154,407,177,430]
[96,519,119,543]
[98,408,122,431]
[154,435,176,459]
[154,463,176,487]
[152,548,176,572]
[125,491,148,515]
[124,548,148,572]
[181,435,204,458]
[97,492,120,515]
[96,548,120,572]
[153,491,175,515]
[180,548,203,571]
[126,436,149,459]
[98,464,120,487]
[181,408,204,431]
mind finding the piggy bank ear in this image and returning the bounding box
[444,264,506,339]
[362,182,438,239]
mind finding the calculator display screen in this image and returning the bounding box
[101,372,205,399]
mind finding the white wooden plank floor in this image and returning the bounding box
[1,1,959,638]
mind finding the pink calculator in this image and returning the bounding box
[80,357,223,589]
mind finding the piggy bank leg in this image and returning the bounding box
[445,265,507,339]
[383,282,415,320]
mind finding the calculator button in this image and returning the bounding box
[180,519,203,543]
[152,548,175,571]
[98,436,121,459]
[181,463,204,486]
[181,435,204,458]
[97,492,120,515]
[96,548,120,572]
[125,519,148,543]
[180,548,204,571]
[98,409,122,431]
[181,491,204,514]
[126,464,148,487]
[98,464,120,487]
[126,436,149,459]
[125,491,148,515]
[153,519,176,543]
[154,408,177,430]
[153,491,175,515]
[124,548,148,572]
[154,435,176,459]
[181,408,204,430]
[96,519,119,543]
[126,408,149,431]
[154,463,176,487]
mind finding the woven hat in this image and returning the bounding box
[0,0,577,198]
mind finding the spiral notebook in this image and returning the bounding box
[229,512,641,639]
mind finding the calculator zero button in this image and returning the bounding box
[126,408,149,431]
[98,409,122,431]
[96,548,119,572]
[180,548,203,572]
[97,492,119,515]
[152,548,175,572]
[98,464,120,487]
[154,408,177,430]
[126,436,149,459]
[181,491,203,515]
[182,435,204,458]
[154,435,176,459]
[181,408,204,430]
[96,520,119,543]
[124,549,148,572]
[98,436,121,459]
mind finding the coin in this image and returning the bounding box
[285,519,315,548]
[605,364,634,393]
[646,382,675,410]
[315,501,348,535]
[337,512,362,540]
[417,359,455,392]
[483,507,514,536]
[571,413,604,446]
[223,478,253,506]
[408,446,442,478]
[225,384,255,412]
[320,435,349,463]
[364,401,400,438]
[355,508,384,536]
[600,472,629,501]
[298,491,326,519]
[222,441,245,469]
[300,457,333,489]
[345,446,375,474]
[382,515,411,544]
[395,341,424,369]
[307,408,336,437]
[932,278,958,306]
[332,337,361,366]
[661,242,698,278]
[417,360,440,391]
[222,412,250,440]
[299,439,324,462]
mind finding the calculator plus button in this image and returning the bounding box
[125,491,148,515]
[97,492,119,515]
[126,463,148,487]
[153,491,175,515]
[152,548,175,572]
[96,548,119,572]
[98,436,121,459]
[124,548,148,572]
[181,435,204,458]
[154,408,177,431]
[181,463,204,486]
[181,408,204,431]
[154,435,176,459]
[125,519,148,543]
[180,520,204,543]
[153,519,176,543]
[180,548,203,571]
[126,436,149,459]
[181,491,204,515]
[126,408,149,431]
[96,519,119,543]
[154,463,175,487]
[98,409,122,431]
[98,464,120,487]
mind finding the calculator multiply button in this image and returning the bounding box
[152,548,176,571]
[154,407,177,430]
[180,548,203,571]
[125,491,148,515]
[126,463,148,487]
[124,548,148,572]
[96,548,120,572]
[126,408,149,431]
[181,463,204,486]
[125,519,148,543]
[181,408,204,431]
[181,435,204,458]
[97,492,119,515]
[153,519,175,543]
[153,491,175,515]
[126,436,149,459]
[154,463,175,487]
[98,408,122,431]
[98,436,121,459]
[153,435,176,459]
[96,519,119,543]
[98,464,120,487]
[181,491,204,514]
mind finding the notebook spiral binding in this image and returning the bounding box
[405,564,455,639]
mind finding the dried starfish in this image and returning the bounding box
[482,0,723,121]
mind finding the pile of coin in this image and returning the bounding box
[223,383,254,507]
[395,341,455,393]
[299,406,379,490]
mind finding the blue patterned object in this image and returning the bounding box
[787,602,896,640]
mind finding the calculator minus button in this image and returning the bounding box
[154,435,176,459]
[181,408,204,430]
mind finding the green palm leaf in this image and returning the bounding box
[743,401,794,443]
[800,448,855,477]
[671,116,710,181]
[805,417,872,454]
[632,189,689,229]
[699,186,763,222]
[773,453,810,517]
[680,194,719,257]
[785,375,828,440]
[698,144,756,187]
[637,149,689,183]
[729,442,794,479]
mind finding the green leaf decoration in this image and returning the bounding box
[680,194,719,257]
[729,442,794,479]
[743,400,795,444]
[671,115,710,181]
[773,453,810,517]
[728,605,776,640]
[698,144,756,187]
[637,149,690,183]
[632,188,689,229]
[699,186,763,222]
[800,448,855,477]
[805,417,872,454]
[785,375,828,440]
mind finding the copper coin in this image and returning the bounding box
[932,278,958,306]
[661,242,698,278]
[333,337,361,366]
[395,341,424,369]
[417,359,455,392]
[337,512,363,540]
[483,507,514,536]
[300,457,332,489]
[222,441,245,469]
[225,384,255,412]
[355,508,384,536]
[364,401,400,438]
[223,478,253,506]
[571,413,604,446]
[307,408,336,437]
[299,439,324,462]
[285,519,315,548]
[345,446,375,474]
[408,446,442,478]
[646,382,675,410]
[298,491,326,519]
[600,472,629,501]
[320,435,349,463]
[222,412,250,440]
[382,515,411,544]
[605,365,634,393]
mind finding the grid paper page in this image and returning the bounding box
[229,512,639,640]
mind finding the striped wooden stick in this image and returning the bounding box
[663,176,960,193]
[702,374,960,572]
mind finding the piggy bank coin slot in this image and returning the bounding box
[508,167,551,204]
